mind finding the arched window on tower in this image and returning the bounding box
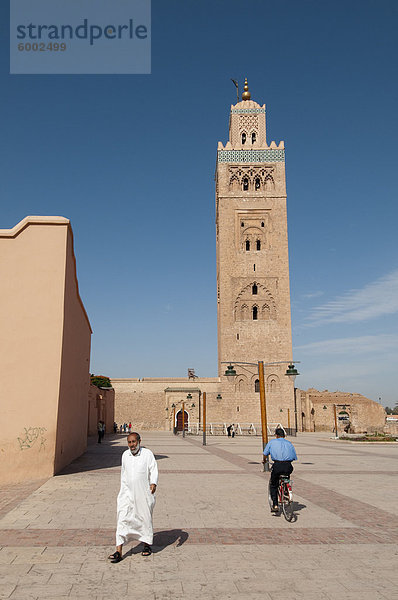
[254,379,260,392]
[241,132,246,145]
[243,177,249,191]
[252,283,258,295]
[245,240,250,251]
[252,132,257,144]
[252,306,258,320]
[255,178,260,190]
[256,240,261,251]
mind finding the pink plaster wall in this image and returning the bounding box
[0,217,91,485]
[54,228,92,474]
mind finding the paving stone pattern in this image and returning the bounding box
[0,432,397,599]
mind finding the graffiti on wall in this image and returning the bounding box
[17,427,47,451]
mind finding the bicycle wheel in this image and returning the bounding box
[281,483,294,522]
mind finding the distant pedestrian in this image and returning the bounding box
[231,424,235,438]
[227,425,232,437]
[101,421,106,440]
[113,422,118,434]
[123,423,127,433]
[128,422,132,433]
[119,424,123,434]
[97,421,103,444]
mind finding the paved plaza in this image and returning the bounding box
[0,431,397,599]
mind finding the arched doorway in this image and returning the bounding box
[176,410,189,432]
[338,410,350,433]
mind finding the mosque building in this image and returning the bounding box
[112,80,386,435]
[113,80,297,433]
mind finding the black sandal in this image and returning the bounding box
[142,544,152,556]
[108,551,122,563]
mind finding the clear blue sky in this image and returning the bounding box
[1,0,397,407]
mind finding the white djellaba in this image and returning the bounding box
[116,446,159,546]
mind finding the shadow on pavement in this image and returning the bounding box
[56,436,170,476]
[124,530,189,557]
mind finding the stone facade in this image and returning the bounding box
[113,378,220,432]
[296,388,386,434]
[215,83,294,423]
[112,375,296,432]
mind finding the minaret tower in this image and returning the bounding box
[216,79,294,420]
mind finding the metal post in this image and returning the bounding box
[333,404,338,439]
[172,405,176,434]
[182,402,185,438]
[258,361,269,472]
[294,387,298,433]
[287,408,291,432]
[202,392,207,446]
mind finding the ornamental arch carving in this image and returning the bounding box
[267,374,279,393]
[228,165,275,192]
[234,282,277,322]
[242,226,265,252]
[235,374,248,393]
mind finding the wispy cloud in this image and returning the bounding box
[295,334,398,355]
[301,291,324,299]
[306,269,398,324]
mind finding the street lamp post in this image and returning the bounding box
[293,387,298,433]
[257,360,269,471]
[171,403,176,434]
[333,404,338,439]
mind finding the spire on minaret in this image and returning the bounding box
[241,78,251,101]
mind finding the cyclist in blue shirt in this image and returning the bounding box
[263,428,297,513]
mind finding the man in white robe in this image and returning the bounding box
[108,432,158,563]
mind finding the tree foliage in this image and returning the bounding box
[90,374,112,388]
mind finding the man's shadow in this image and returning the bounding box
[124,529,189,556]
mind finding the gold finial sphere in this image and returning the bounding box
[242,78,251,101]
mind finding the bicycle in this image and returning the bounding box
[268,473,295,522]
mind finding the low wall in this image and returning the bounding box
[296,389,386,434]
[112,375,296,432]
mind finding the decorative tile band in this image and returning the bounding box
[217,149,285,163]
[231,108,266,114]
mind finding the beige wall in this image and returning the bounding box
[112,374,295,432]
[113,378,221,431]
[113,378,388,435]
[0,216,92,485]
[54,230,92,473]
